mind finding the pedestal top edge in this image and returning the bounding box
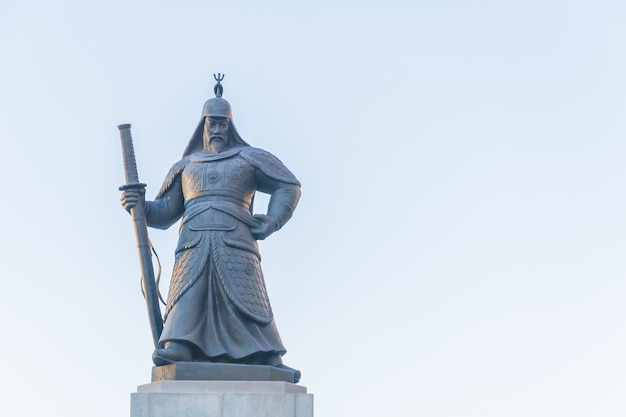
[137,380,308,394]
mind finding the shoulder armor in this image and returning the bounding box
[155,157,189,199]
[240,147,300,186]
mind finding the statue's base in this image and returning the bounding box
[152,362,298,383]
[131,363,313,417]
[130,380,313,417]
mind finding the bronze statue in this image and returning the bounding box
[120,75,301,379]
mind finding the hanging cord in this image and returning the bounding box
[139,240,167,306]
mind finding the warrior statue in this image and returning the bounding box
[120,75,301,378]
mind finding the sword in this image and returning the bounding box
[118,123,164,348]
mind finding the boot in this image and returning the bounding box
[264,353,302,383]
[152,341,193,366]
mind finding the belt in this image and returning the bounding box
[185,189,250,210]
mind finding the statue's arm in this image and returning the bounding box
[143,159,188,229]
[144,177,184,230]
[119,159,185,230]
[257,174,301,231]
[240,148,301,239]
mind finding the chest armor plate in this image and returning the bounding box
[181,155,255,205]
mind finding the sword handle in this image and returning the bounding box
[118,124,142,186]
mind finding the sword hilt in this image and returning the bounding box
[118,123,141,186]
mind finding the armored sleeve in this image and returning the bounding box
[240,147,301,189]
[144,158,187,230]
[240,147,301,230]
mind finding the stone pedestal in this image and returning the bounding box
[131,363,313,417]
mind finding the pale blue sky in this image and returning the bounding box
[0,1,625,416]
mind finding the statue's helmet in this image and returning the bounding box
[201,97,232,119]
[183,74,249,157]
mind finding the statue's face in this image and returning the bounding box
[203,116,231,153]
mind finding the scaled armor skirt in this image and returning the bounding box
[158,229,286,362]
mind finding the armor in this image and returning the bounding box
[145,145,300,361]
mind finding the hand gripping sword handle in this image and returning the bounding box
[118,123,164,348]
